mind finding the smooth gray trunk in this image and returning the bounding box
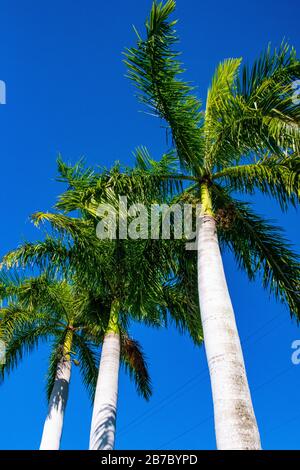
[89,331,120,450]
[39,357,71,450]
[197,215,261,449]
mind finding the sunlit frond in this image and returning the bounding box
[125,0,204,171]
[1,316,57,381]
[212,186,300,318]
[213,155,300,210]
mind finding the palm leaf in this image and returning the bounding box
[45,331,69,402]
[1,316,58,381]
[73,332,100,402]
[212,186,300,318]
[125,0,204,171]
[213,155,300,211]
[120,332,152,400]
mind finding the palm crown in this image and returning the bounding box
[0,155,204,448]
[0,273,100,401]
[0,272,152,401]
[1,155,203,343]
[125,0,300,318]
[1,0,299,450]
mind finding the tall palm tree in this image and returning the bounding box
[1,158,202,449]
[0,272,153,450]
[0,273,99,449]
[51,157,203,450]
[125,0,300,449]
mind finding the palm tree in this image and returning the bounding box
[50,158,202,450]
[0,272,153,450]
[125,0,300,449]
[0,273,99,449]
[1,158,202,449]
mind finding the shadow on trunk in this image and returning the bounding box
[91,403,117,450]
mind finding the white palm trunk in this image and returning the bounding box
[89,331,120,450]
[197,214,261,449]
[39,357,71,450]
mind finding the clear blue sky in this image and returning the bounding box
[0,0,299,450]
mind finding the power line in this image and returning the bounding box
[242,313,283,346]
[117,314,284,441]
[157,364,294,449]
[264,412,300,438]
[118,367,209,436]
[157,416,213,450]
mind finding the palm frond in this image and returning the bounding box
[212,186,300,318]
[120,332,152,400]
[45,331,68,402]
[162,240,203,344]
[213,43,300,167]
[56,155,96,190]
[213,155,300,211]
[31,212,96,241]
[0,304,37,339]
[1,318,57,381]
[0,237,70,273]
[125,0,204,171]
[237,42,299,100]
[73,332,100,402]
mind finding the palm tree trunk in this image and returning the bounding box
[39,328,73,450]
[89,300,120,450]
[197,184,261,450]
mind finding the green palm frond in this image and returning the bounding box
[0,235,105,295]
[73,332,100,402]
[0,261,81,324]
[133,146,197,195]
[204,58,242,169]
[163,283,203,345]
[74,291,110,338]
[237,42,299,100]
[45,331,68,402]
[1,317,57,381]
[56,157,186,217]
[0,304,36,340]
[134,146,177,174]
[212,186,300,318]
[55,186,99,215]
[0,270,23,304]
[18,276,75,321]
[206,59,242,115]
[213,44,300,167]
[164,234,203,344]
[223,96,300,163]
[0,237,70,272]
[213,155,300,210]
[127,3,300,172]
[120,332,152,401]
[31,212,96,241]
[56,155,96,190]
[125,0,204,172]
